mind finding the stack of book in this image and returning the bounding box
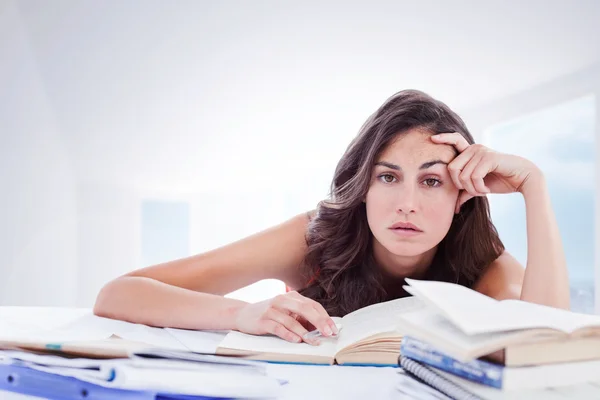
[396,278,600,397]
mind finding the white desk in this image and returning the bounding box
[2,307,600,400]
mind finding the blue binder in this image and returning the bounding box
[0,363,233,400]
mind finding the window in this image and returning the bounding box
[141,200,190,267]
[483,95,596,313]
[189,191,287,303]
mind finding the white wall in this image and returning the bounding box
[0,1,78,306]
[2,0,600,307]
[76,182,141,306]
[596,90,600,314]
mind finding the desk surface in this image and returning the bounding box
[2,307,600,400]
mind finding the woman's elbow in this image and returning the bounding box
[93,277,128,319]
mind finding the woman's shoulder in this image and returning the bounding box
[472,251,525,301]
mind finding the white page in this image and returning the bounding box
[56,314,188,350]
[397,307,548,362]
[1,309,189,351]
[405,279,557,335]
[265,359,401,400]
[336,296,424,352]
[1,350,265,382]
[217,328,339,357]
[165,328,229,354]
[105,364,282,398]
[405,279,600,335]
[131,348,267,372]
[0,313,110,343]
[0,307,96,341]
[501,300,600,333]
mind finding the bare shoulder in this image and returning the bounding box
[125,210,315,295]
[473,251,525,301]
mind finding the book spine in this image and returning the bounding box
[400,336,504,389]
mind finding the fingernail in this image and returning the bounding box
[323,326,333,336]
[331,324,339,335]
[293,336,301,343]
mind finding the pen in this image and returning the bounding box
[302,323,343,340]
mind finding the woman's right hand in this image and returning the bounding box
[233,291,338,345]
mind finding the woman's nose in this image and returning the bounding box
[396,184,417,214]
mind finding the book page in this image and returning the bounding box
[217,320,340,358]
[335,296,424,352]
[405,278,600,335]
[165,328,229,354]
[501,300,600,333]
[405,279,557,335]
[0,311,112,343]
[0,307,91,332]
[57,314,188,350]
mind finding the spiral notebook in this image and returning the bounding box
[398,355,483,400]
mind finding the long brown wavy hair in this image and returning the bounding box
[298,89,505,317]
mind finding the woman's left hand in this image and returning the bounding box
[431,132,542,213]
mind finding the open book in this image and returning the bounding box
[0,297,424,366]
[398,278,600,366]
[214,296,425,365]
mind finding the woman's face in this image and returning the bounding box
[365,130,460,260]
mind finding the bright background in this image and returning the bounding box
[1,0,598,313]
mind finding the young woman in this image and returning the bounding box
[94,89,570,346]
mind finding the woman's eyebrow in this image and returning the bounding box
[419,159,449,169]
[374,161,401,170]
[374,159,449,171]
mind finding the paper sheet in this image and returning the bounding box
[165,328,229,353]
[217,329,338,357]
[337,296,424,351]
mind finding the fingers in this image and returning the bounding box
[455,155,496,212]
[289,292,339,335]
[447,145,477,189]
[447,146,495,213]
[430,132,470,152]
[273,292,337,338]
[263,309,318,345]
[459,152,486,196]
[261,316,305,344]
[470,157,494,194]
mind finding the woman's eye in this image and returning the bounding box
[378,174,396,184]
[424,178,441,187]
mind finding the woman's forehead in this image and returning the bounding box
[378,131,456,163]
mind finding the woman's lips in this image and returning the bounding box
[389,227,422,237]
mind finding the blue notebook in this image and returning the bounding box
[400,335,505,388]
[0,363,232,400]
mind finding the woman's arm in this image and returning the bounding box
[518,170,570,309]
[93,212,314,330]
[431,133,570,310]
[94,276,248,330]
[475,170,570,310]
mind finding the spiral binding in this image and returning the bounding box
[399,356,483,400]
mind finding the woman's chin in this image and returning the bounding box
[385,242,430,258]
